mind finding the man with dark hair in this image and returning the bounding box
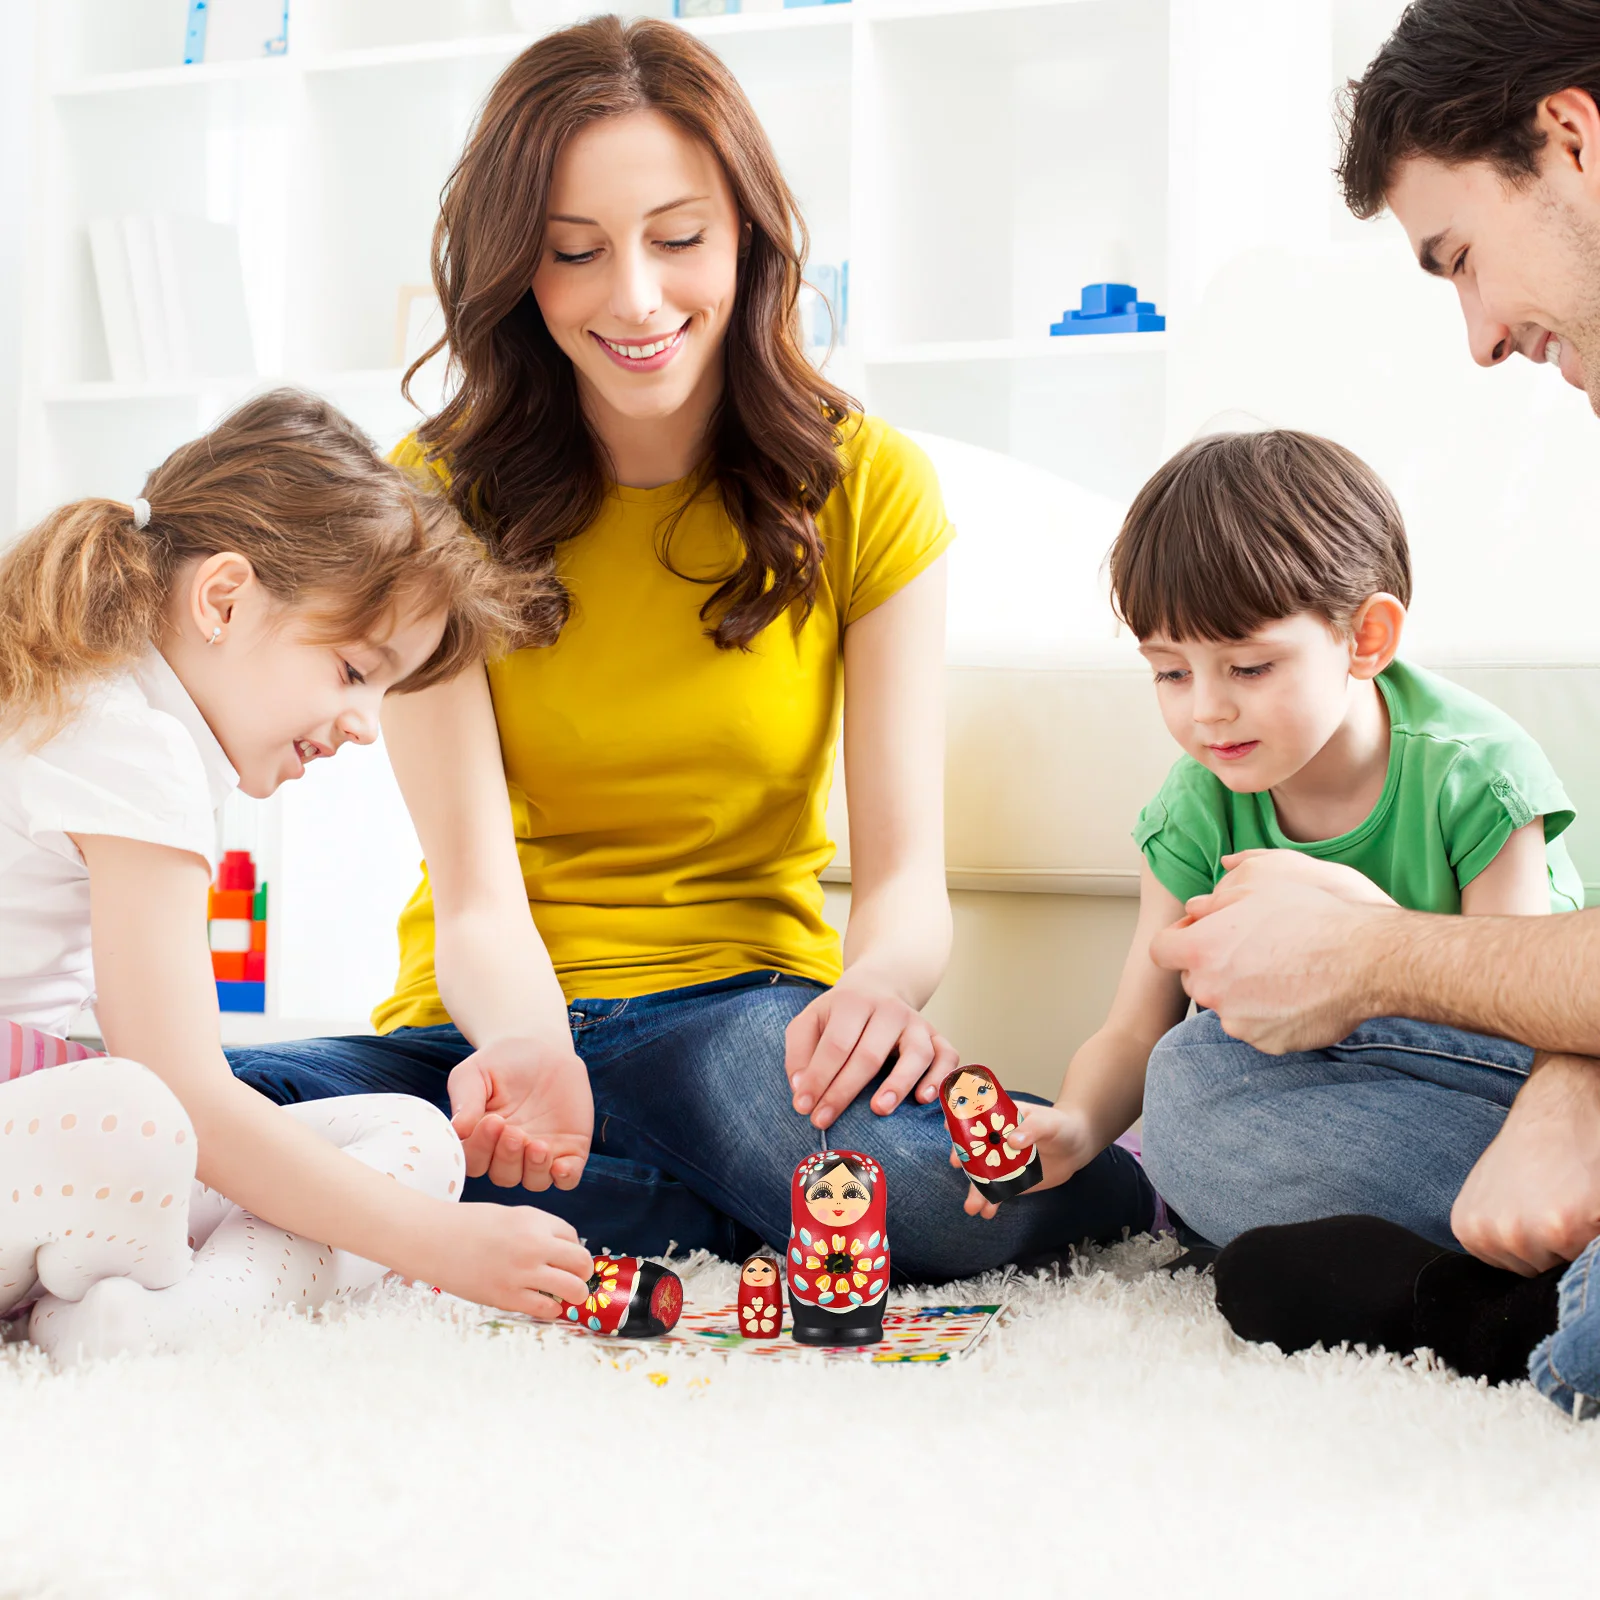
[1139,0,1600,1419]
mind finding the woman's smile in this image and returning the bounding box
[590,320,690,373]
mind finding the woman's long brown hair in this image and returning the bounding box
[407,15,856,650]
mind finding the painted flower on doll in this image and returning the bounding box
[740,1296,779,1335]
[584,1256,623,1316]
[967,1110,1022,1169]
[800,1233,887,1303]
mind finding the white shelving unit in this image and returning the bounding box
[14,0,1387,1038]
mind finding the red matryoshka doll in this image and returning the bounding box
[737,1251,784,1339]
[786,1149,889,1346]
[561,1255,683,1338]
[941,1065,1042,1205]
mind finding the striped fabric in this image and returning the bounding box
[3,1019,104,1081]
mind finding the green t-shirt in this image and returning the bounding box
[1134,659,1583,914]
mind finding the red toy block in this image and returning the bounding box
[212,951,246,981]
[217,850,256,892]
[244,950,265,982]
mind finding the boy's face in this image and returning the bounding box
[1139,614,1360,795]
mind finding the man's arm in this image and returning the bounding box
[1150,860,1600,1056]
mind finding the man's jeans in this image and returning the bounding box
[1142,1009,1599,1419]
[229,970,1155,1283]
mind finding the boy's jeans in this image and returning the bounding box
[228,970,1155,1283]
[1142,1009,1599,1419]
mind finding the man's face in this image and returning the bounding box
[1388,146,1600,412]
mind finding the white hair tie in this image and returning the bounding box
[130,497,151,530]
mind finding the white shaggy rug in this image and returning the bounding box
[2,1235,1596,1599]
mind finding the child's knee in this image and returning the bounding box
[17,1056,197,1185]
[294,1093,464,1202]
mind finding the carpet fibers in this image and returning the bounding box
[1,1234,1595,1598]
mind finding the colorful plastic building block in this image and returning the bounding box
[210,850,266,1012]
[1050,283,1165,335]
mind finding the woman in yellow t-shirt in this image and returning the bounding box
[230,18,1156,1277]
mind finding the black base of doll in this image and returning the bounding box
[969,1147,1043,1206]
[616,1262,683,1338]
[1213,1214,1562,1384]
[789,1297,885,1346]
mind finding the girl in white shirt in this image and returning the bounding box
[0,389,593,1360]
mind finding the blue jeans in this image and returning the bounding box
[1143,1009,1599,1419]
[229,970,1155,1282]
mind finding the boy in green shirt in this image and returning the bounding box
[962,428,1581,1219]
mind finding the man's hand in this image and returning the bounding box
[1149,865,1400,1055]
[448,1038,594,1192]
[1451,1052,1600,1273]
[951,1102,1097,1219]
[1204,850,1397,909]
[785,972,958,1131]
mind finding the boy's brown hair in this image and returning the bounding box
[1109,430,1412,644]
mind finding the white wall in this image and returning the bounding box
[0,0,36,543]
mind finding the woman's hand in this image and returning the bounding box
[784,971,958,1131]
[448,1038,594,1192]
[952,1102,1098,1219]
[419,1202,595,1315]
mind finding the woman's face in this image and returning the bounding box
[945,1071,997,1121]
[804,1161,872,1228]
[532,108,743,434]
[742,1258,777,1288]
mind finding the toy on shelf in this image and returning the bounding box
[1050,283,1165,336]
[787,1148,889,1345]
[785,0,852,8]
[737,1250,784,1338]
[941,1065,1042,1206]
[561,1256,684,1337]
[209,849,266,1013]
[674,0,739,15]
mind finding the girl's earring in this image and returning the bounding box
[207,626,222,646]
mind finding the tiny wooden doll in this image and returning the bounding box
[941,1064,1042,1205]
[786,1149,890,1346]
[561,1255,683,1337]
[737,1250,784,1339]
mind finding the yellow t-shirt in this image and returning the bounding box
[373,414,954,1029]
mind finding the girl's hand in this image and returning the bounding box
[448,1038,594,1192]
[784,973,959,1131]
[952,1102,1098,1219]
[421,1203,595,1315]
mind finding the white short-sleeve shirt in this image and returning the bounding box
[0,652,238,1036]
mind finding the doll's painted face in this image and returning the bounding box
[805,1161,872,1227]
[945,1070,998,1121]
[741,1257,777,1289]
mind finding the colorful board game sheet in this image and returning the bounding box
[485,1302,1006,1364]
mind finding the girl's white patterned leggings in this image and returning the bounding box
[2,1024,464,1362]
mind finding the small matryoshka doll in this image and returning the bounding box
[737,1251,784,1339]
[786,1149,889,1346]
[561,1255,684,1338]
[941,1064,1042,1205]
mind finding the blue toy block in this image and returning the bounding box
[217,980,266,1014]
[1050,283,1165,336]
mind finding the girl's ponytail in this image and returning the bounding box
[0,498,172,743]
[1,389,530,747]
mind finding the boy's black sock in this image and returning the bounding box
[1212,1214,1563,1385]
[1413,1250,1565,1386]
[1213,1214,1443,1357]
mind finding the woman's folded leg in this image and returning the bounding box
[574,972,1157,1281]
